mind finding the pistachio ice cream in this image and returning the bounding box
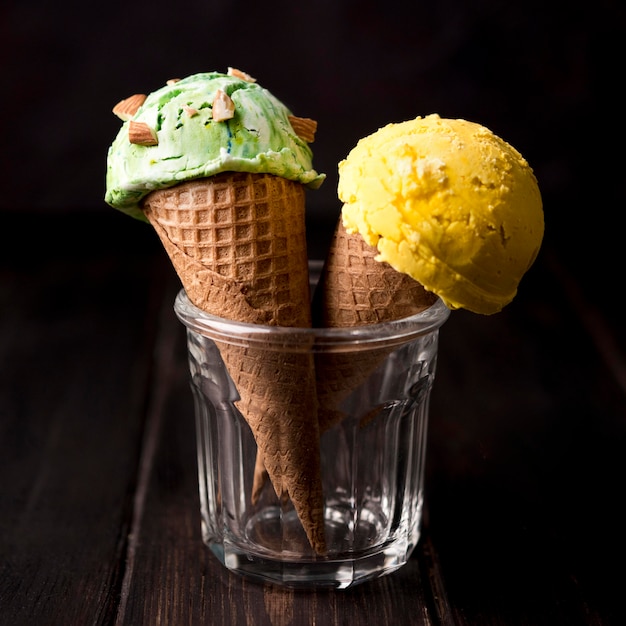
[105,71,325,220]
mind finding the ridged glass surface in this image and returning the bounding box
[177,290,448,588]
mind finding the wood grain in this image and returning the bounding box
[1,212,625,625]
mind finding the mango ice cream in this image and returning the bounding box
[338,114,544,314]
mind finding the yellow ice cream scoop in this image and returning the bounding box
[338,114,544,314]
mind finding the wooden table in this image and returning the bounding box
[1,210,624,625]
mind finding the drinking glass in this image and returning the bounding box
[174,279,449,589]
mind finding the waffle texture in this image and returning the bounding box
[313,220,436,327]
[143,173,312,326]
[143,172,325,554]
[313,220,437,432]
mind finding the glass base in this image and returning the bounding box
[203,504,418,589]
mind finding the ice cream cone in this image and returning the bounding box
[313,220,436,327]
[313,219,436,432]
[142,172,326,554]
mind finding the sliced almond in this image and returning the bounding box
[227,67,256,83]
[112,94,147,121]
[288,115,318,143]
[128,121,158,146]
[182,104,199,117]
[212,89,235,122]
[167,78,181,85]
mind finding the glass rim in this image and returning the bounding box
[174,289,450,349]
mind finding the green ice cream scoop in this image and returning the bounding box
[105,71,325,221]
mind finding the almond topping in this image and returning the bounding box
[128,121,158,146]
[167,78,181,85]
[227,67,256,82]
[112,94,147,121]
[288,116,318,143]
[212,89,235,122]
[183,104,199,117]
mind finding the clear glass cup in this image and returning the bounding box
[174,276,449,589]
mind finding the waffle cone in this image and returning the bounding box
[313,220,436,327]
[143,173,325,553]
[313,220,437,432]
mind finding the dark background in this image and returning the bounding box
[1,0,623,295]
[2,4,626,622]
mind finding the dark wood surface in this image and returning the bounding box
[1,210,625,625]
